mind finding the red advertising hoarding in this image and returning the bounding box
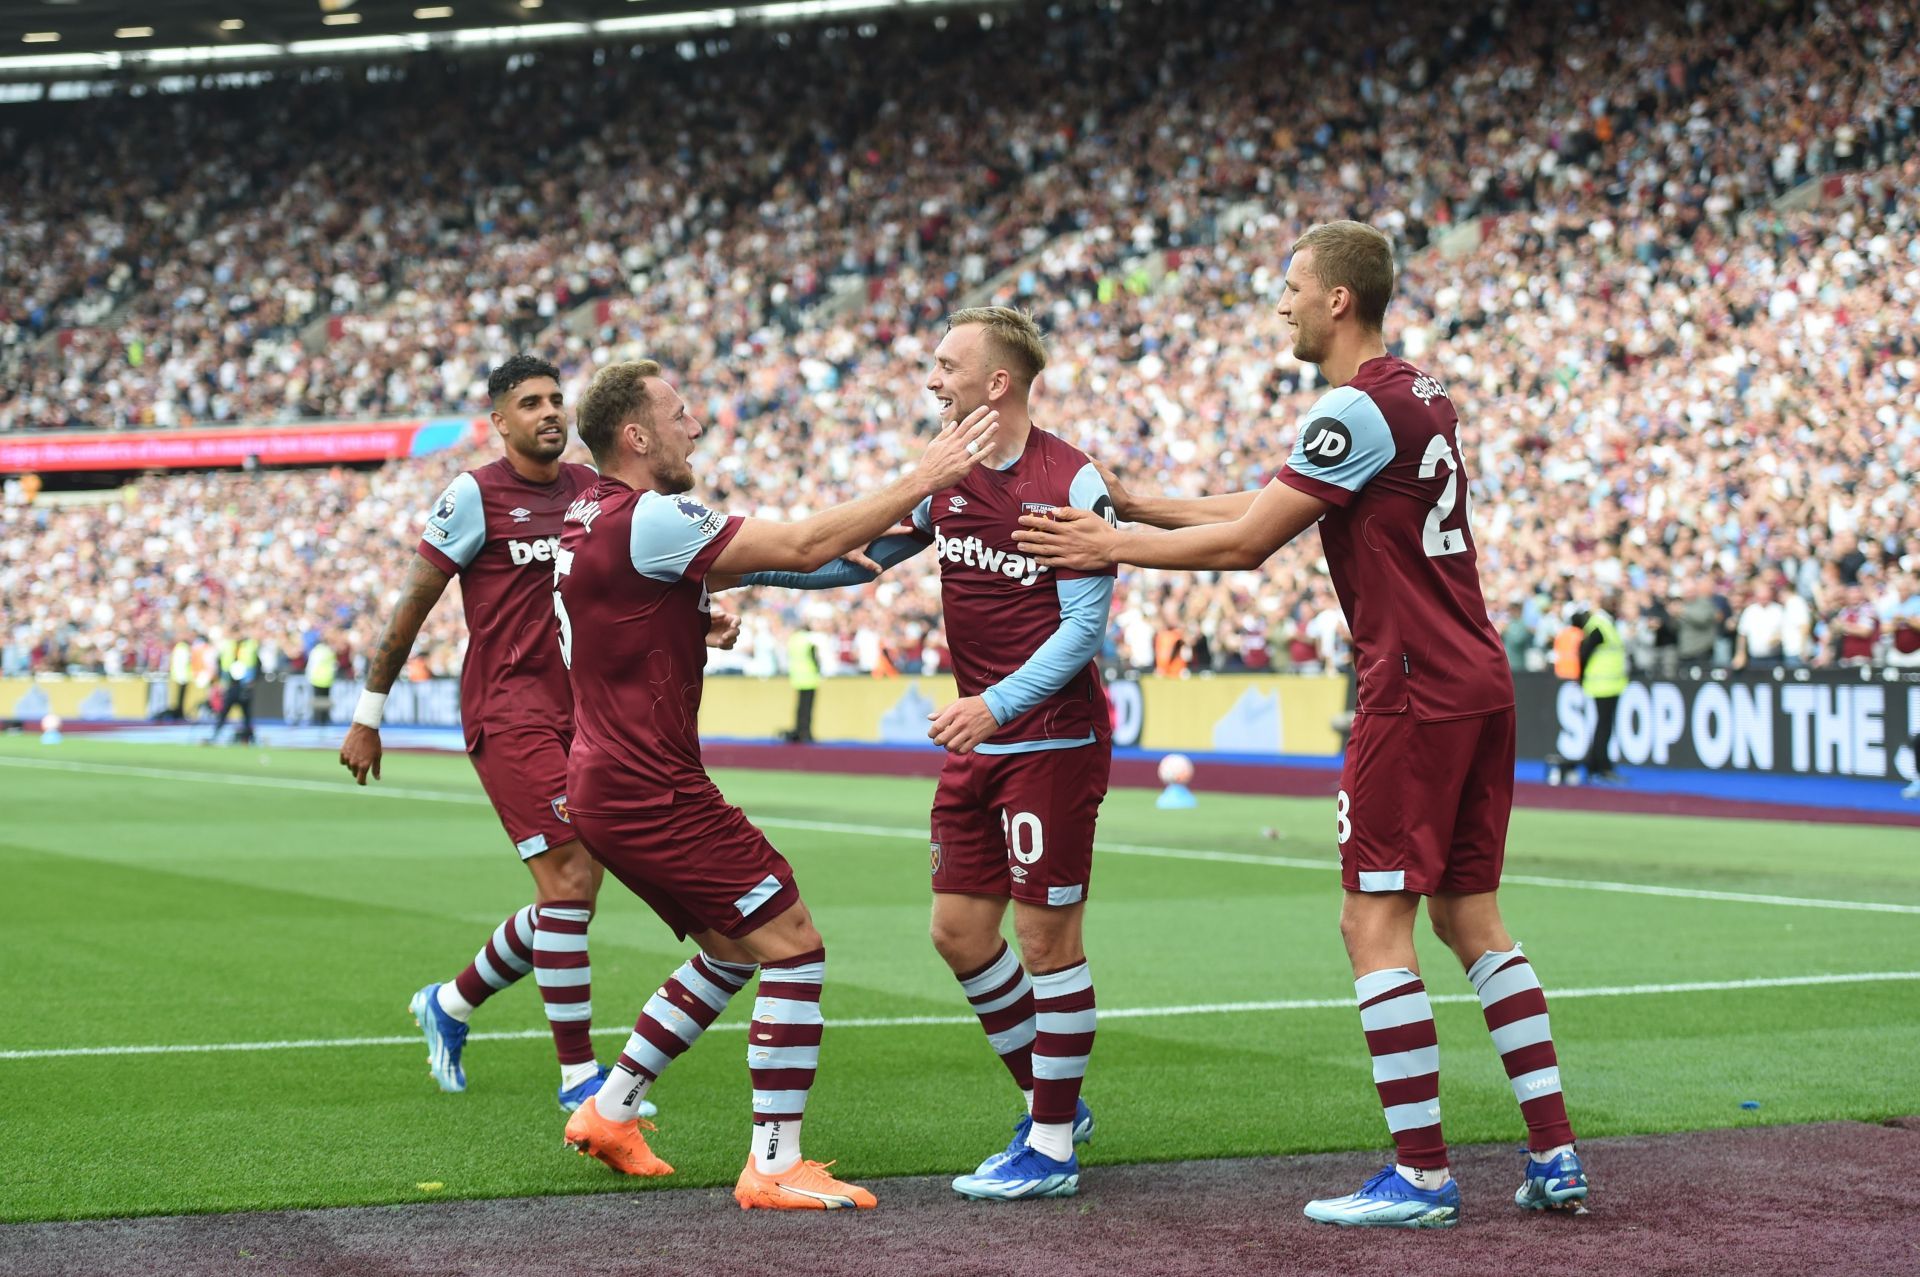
[0,418,490,474]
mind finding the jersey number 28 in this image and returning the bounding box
[1417,430,1472,558]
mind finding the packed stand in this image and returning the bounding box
[2,0,1917,687]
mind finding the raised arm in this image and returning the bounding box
[1026,385,1396,570]
[708,409,995,578]
[1098,460,1259,529]
[724,530,930,592]
[1015,480,1330,573]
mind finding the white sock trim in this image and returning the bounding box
[1395,1164,1451,1190]
[753,1118,803,1175]
[597,1066,652,1122]
[436,983,474,1022]
[1026,1120,1073,1162]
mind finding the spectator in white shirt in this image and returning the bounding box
[1734,583,1787,672]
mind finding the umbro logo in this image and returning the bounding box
[509,507,532,523]
[947,494,968,514]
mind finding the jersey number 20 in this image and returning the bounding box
[1417,431,1471,558]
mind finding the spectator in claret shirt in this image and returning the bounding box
[1834,586,1881,666]
[1882,573,1920,670]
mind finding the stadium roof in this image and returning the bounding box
[0,0,971,72]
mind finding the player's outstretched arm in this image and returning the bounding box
[1015,481,1330,574]
[719,532,929,593]
[709,408,996,577]
[339,554,452,784]
[1097,460,1260,529]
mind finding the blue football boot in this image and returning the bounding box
[1304,1165,1461,1228]
[1515,1146,1589,1210]
[408,983,469,1093]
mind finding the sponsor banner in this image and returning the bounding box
[280,677,458,727]
[140,676,289,720]
[110,669,1353,752]
[699,675,958,744]
[699,673,1349,755]
[1132,674,1350,756]
[1517,669,1920,782]
[1,674,149,722]
[0,417,489,474]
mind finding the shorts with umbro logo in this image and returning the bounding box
[930,739,1110,907]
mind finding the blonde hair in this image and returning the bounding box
[946,306,1048,386]
[576,359,663,462]
[1291,221,1396,331]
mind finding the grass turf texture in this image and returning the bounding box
[1,737,1916,1223]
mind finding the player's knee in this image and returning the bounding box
[1337,906,1363,951]
[928,915,966,961]
[929,916,989,970]
[1018,932,1082,974]
[537,844,596,903]
[1428,907,1456,949]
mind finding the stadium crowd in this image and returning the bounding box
[3,0,1918,688]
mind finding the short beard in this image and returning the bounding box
[514,431,566,462]
[659,464,695,495]
[1291,326,1327,366]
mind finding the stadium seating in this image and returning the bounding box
[2,0,1916,684]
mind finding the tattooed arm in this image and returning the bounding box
[339,555,453,784]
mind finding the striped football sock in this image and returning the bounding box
[598,952,757,1121]
[446,904,537,1020]
[533,900,596,1067]
[956,941,1036,1093]
[1469,944,1576,1152]
[750,948,826,1174]
[1356,967,1448,1171]
[1029,960,1095,1160]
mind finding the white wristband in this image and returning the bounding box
[351,690,388,729]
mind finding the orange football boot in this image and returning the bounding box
[733,1158,877,1210]
[562,1096,673,1177]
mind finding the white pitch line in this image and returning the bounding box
[4,755,1917,916]
[3,970,1914,1063]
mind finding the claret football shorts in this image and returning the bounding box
[1337,708,1515,896]
[468,724,576,860]
[570,786,800,941]
[930,739,1110,907]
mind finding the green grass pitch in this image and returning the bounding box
[1,736,1916,1222]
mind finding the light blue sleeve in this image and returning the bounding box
[738,532,929,590]
[1282,386,1396,502]
[420,471,485,570]
[1067,461,1118,527]
[979,574,1115,726]
[630,491,732,582]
